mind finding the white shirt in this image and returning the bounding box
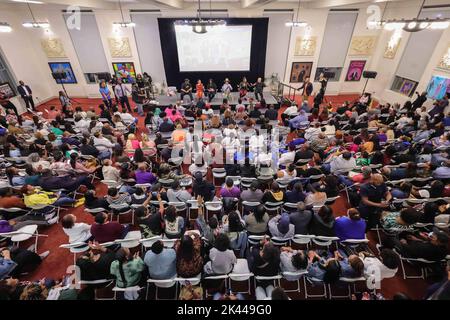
[278,151,295,166]
[63,223,91,243]
[75,119,90,131]
[93,136,114,152]
[114,84,131,98]
[21,85,30,96]
[119,112,135,125]
[284,106,298,115]
[363,257,398,281]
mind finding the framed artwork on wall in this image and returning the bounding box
[426,75,450,100]
[48,62,77,84]
[399,79,417,97]
[289,62,313,83]
[345,60,366,82]
[0,82,16,98]
[112,62,136,83]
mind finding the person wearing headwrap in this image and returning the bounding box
[268,212,295,239]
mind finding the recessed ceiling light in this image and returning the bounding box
[12,0,44,4]
[0,22,12,32]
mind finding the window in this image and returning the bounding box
[391,76,418,97]
[0,50,17,93]
[314,67,342,82]
[84,73,99,84]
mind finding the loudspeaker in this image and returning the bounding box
[97,72,112,82]
[52,71,67,80]
[324,71,335,79]
[363,71,377,79]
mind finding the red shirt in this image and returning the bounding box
[90,222,124,243]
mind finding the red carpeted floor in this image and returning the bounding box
[19,94,431,299]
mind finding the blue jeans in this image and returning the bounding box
[321,163,331,174]
[53,195,76,207]
[338,175,353,187]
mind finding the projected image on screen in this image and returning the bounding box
[174,24,252,72]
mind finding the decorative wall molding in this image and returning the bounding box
[348,36,377,56]
[437,44,450,71]
[40,38,67,58]
[294,36,317,56]
[108,37,132,58]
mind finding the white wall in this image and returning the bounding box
[1,0,450,108]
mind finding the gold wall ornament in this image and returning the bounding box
[384,30,402,59]
[108,37,132,58]
[437,45,450,71]
[294,36,317,56]
[348,36,378,56]
[41,38,67,58]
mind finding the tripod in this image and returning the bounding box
[59,81,82,105]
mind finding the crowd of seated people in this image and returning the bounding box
[0,87,450,300]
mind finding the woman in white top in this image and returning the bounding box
[204,234,237,275]
[61,214,91,243]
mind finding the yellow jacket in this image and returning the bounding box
[24,190,56,207]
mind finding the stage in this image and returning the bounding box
[148,91,279,107]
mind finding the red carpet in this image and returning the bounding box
[18,95,431,299]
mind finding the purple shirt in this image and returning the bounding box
[135,170,157,185]
[333,217,366,241]
[0,220,13,233]
[220,186,241,198]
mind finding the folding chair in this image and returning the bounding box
[304,277,327,299]
[146,278,178,300]
[241,201,260,215]
[101,180,123,189]
[59,242,90,265]
[159,179,175,188]
[263,202,284,216]
[281,270,308,294]
[204,274,229,298]
[112,286,144,300]
[186,199,200,221]
[204,201,223,220]
[254,275,282,293]
[270,236,292,246]
[78,279,115,300]
[0,225,47,253]
[292,234,315,250]
[114,231,142,249]
[328,277,367,299]
[139,236,163,253]
[312,236,339,251]
[85,207,109,216]
[109,203,133,224]
[240,177,256,189]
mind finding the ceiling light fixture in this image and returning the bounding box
[285,0,308,28]
[0,22,12,32]
[22,0,49,28]
[174,0,226,34]
[112,0,135,28]
[377,0,449,32]
[12,0,43,4]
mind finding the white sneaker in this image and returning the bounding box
[47,217,59,225]
[45,213,56,220]
[39,250,50,260]
[27,244,36,252]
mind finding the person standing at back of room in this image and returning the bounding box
[17,80,35,111]
[99,80,113,109]
[114,78,132,113]
[206,78,217,102]
[252,77,265,102]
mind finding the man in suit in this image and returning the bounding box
[298,77,313,102]
[114,78,132,113]
[17,80,35,111]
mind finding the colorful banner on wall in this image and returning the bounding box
[345,60,366,82]
[426,75,450,100]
